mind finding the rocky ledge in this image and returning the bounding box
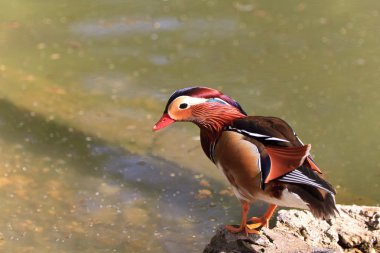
[204,204,379,253]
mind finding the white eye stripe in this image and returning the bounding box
[168,96,208,119]
[173,96,207,106]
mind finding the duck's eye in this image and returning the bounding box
[179,103,189,109]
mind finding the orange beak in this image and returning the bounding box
[152,113,175,131]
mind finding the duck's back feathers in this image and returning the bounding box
[227,116,301,147]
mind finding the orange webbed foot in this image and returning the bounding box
[224,201,262,235]
[248,204,278,229]
[248,216,269,228]
[225,202,277,235]
[225,224,262,235]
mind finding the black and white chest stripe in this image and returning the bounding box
[209,140,217,163]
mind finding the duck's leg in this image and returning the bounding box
[247,204,277,229]
[225,201,261,235]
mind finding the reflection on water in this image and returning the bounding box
[1,0,380,252]
[71,17,182,37]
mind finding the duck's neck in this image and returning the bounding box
[193,105,246,162]
[199,128,220,163]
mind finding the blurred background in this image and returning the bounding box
[1,1,379,252]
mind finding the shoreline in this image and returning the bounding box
[204,204,379,253]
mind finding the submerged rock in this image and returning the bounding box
[204,204,379,253]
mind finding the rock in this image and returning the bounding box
[204,205,380,253]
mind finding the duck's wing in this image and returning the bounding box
[225,116,338,218]
[225,116,326,188]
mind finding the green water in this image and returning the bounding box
[1,1,379,252]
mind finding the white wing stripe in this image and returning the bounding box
[265,137,290,142]
[278,170,333,193]
[278,177,323,188]
[280,175,316,185]
[236,129,269,138]
[296,135,305,145]
[226,126,290,143]
[283,171,316,183]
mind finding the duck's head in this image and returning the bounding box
[153,86,247,132]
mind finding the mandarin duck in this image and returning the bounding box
[153,87,338,234]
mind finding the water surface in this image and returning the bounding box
[1,1,380,252]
